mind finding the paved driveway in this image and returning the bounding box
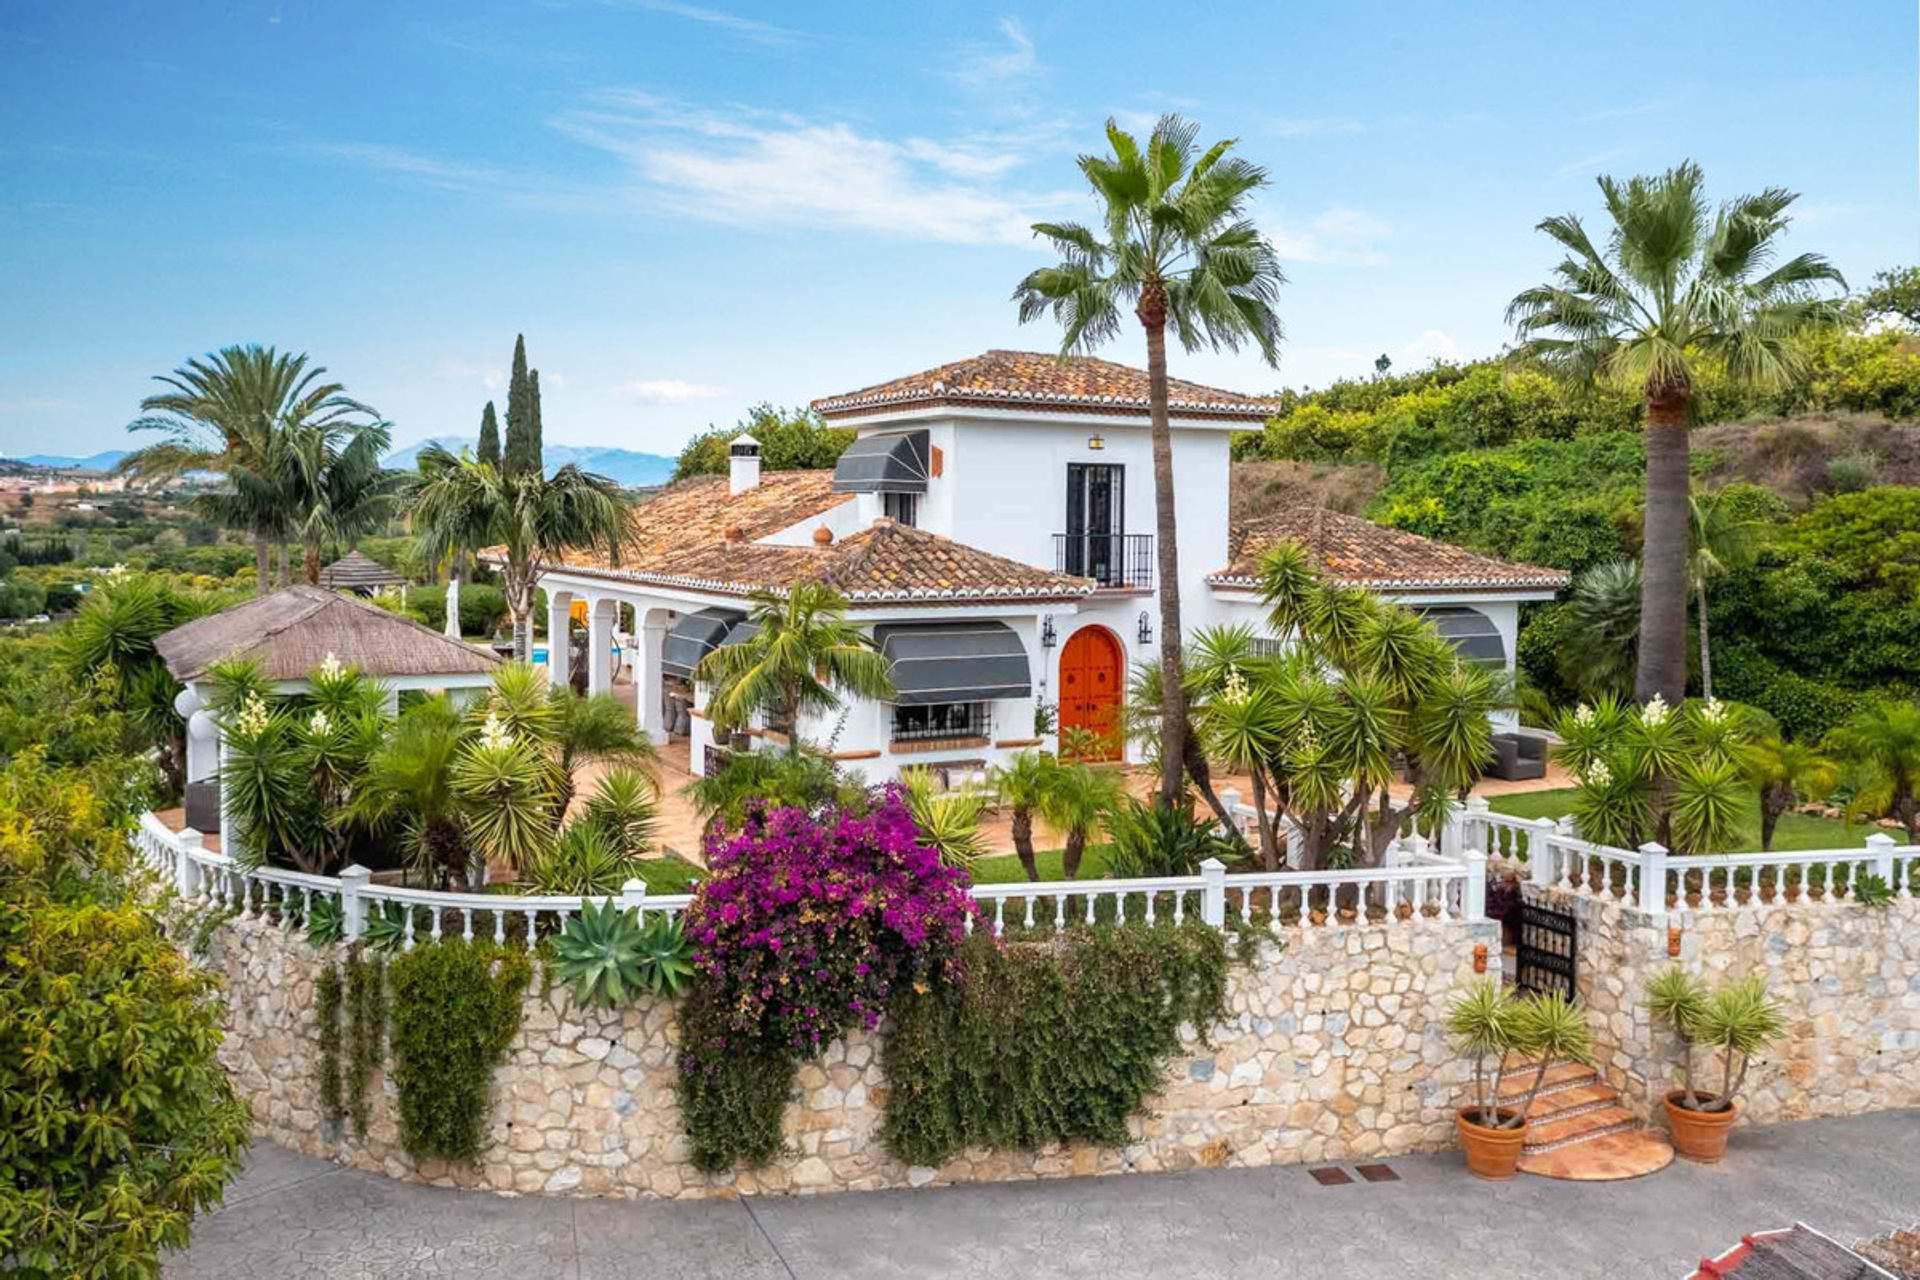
[167,1111,1920,1279]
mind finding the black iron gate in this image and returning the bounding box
[1514,902,1577,1000]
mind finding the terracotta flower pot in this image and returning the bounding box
[1456,1107,1526,1180]
[1665,1090,1737,1162]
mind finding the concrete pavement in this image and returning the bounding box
[166,1110,1920,1279]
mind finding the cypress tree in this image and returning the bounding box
[503,334,532,476]
[528,369,544,477]
[477,401,500,468]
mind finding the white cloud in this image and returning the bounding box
[1401,329,1460,363]
[951,17,1037,90]
[433,356,506,394]
[608,0,806,46]
[1556,149,1626,178]
[550,91,1069,245]
[618,378,727,404]
[1264,205,1392,266]
[1268,116,1367,139]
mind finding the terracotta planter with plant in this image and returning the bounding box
[1647,969,1785,1163]
[1446,981,1594,1180]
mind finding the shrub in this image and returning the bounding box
[880,922,1230,1168]
[1103,798,1237,878]
[0,750,250,1280]
[407,584,508,637]
[385,939,532,1163]
[1823,449,1880,494]
[675,792,975,1171]
[521,822,630,897]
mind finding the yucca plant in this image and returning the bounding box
[1667,759,1746,855]
[549,898,693,1008]
[523,824,629,898]
[449,716,556,872]
[900,769,987,868]
[1104,797,1236,879]
[1506,990,1593,1122]
[582,767,659,858]
[1651,971,1785,1112]
[1446,979,1525,1127]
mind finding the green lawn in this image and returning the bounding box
[969,845,1111,884]
[1488,788,1871,852]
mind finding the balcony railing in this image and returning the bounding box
[1054,532,1154,590]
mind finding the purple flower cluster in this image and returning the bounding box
[684,789,977,1054]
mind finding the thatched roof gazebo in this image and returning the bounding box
[317,549,407,595]
[157,586,502,833]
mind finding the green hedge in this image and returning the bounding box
[386,940,531,1163]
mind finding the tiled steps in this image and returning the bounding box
[1497,1058,1675,1180]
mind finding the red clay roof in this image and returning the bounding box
[1212,508,1570,593]
[812,350,1281,423]
[539,474,1092,606]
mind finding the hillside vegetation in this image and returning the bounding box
[1230,327,1920,738]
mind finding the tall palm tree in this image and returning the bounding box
[408,444,628,659]
[1687,484,1765,700]
[119,345,381,595]
[1014,115,1285,808]
[695,583,895,749]
[1507,163,1844,705]
[286,420,402,584]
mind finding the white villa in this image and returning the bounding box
[528,351,1568,783]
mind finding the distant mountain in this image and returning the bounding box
[381,438,677,488]
[12,450,128,471]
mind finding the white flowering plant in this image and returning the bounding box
[1553,692,1759,854]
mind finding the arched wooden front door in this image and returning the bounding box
[1058,626,1123,761]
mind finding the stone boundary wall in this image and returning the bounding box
[1527,886,1920,1125]
[205,913,1497,1199]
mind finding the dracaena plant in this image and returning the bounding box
[1648,969,1785,1112]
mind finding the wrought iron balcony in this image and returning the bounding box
[1053,532,1154,590]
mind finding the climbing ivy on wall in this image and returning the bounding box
[346,948,386,1138]
[880,921,1231,1169]
[387,940,532,1163]
[313,962,345,1131]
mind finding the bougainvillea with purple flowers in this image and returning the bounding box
[675,788,978,1170]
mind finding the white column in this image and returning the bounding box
[587,597,615,696]
[547,590,574,687]
[444,573,462,639]
[637,617,668,745]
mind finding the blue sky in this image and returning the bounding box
[1,1,1914,458]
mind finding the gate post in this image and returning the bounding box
[1464,849,1488,922]
[1530,817,1556,889]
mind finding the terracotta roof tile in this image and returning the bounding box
[536,473,1092,605]
[1212,508,1570,593]
[813,349,1281,422]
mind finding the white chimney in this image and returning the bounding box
[728,433,761,495]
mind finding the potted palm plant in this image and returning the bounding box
[1647,969,1785,1162]
[1447,981,1594,1179]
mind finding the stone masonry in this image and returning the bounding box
[1527,885,1920,1126]
[205,912,1498,1200]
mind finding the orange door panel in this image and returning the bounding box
[1058,627,1122,761]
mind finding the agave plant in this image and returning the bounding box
[305,894,345,948]
[549,898,692,1008]
[1104,797,1236,879]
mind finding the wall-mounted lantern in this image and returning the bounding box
[1137,610,1154,646]
[1086,433,1106,451]
[1040,616,1057,648]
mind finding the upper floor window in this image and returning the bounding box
[882,491,918,527]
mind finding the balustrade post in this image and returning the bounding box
[1463,795,1491,858]
[175,828,204,899]
[1636,843,1668,921]
[338,864,371,942]
[619,878,649,915]
[1866,832,1897,895]
[1199,857,1227,929]
[1530,817,1555,889]
[1464,849,1488,921]
[1219,788,1242,838]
